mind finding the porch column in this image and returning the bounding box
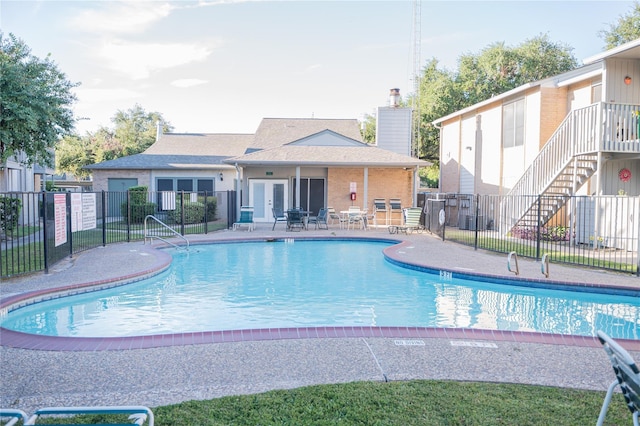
[363,167,368,210]
[413,166,419,206]
[295,166,301,208]
[235,163,242,220]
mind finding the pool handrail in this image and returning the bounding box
[144,215,189,251]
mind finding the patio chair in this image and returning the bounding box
[372,198,388,227]
[389,198,403,225]
[347,206,365,230]
[327,207,341,226]
[286,208,305,232]
[233,206,255,231]
[596,330,640,426]
[272,208,287,230]
[0,408,28,426]
[389,207,423,234]
[308,208,328,230]
[26,406,154,425]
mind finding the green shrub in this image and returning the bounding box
[170,200,205,224]
[200,195,217,220]
[0,196,22,232]
[120,186,156,223]
[128,186,149,204]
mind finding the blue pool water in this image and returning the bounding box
[2,240,640,339]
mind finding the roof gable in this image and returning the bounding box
[288,129,365,147]
[251,118,363,150]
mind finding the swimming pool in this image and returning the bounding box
[2,240,640,341]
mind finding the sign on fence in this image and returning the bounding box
[54,193,67,247]
[70,193,97,232]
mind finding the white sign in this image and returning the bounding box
[161,191,176,210]
[349,182,357,193]
[70,193,97,232]
[54,194,67,247]
[82,193,97,230]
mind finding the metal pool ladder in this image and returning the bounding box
[144,215,189,251]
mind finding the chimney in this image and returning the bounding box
[389,88,401,107]
[155,120,162,142]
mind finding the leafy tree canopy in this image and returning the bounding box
[0,32,77,167]
[599,1,640,49]
[411,34,577,163]
[56,104,173,178]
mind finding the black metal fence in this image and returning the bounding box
[0,190,236,278]
[420,192,640,276]
[3,190,638,278]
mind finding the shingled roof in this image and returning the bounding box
[85,133,253,170]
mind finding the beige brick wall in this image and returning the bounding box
[539,86,568,149]
[327,167,414,212]
[91,170,151,192]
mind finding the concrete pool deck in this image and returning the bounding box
[1,225,639,413]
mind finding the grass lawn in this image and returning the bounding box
[30,380,630,425]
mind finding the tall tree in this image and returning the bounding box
[0,33,77,167]
[414,35,577,165]
[55,105,172,177]
[456,34,577,106]
[600,1,640,49]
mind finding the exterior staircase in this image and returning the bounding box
[501,104,601,233]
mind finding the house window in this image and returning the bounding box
[156,178,214,193]
[502,98,525,148]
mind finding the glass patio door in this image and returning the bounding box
[249,179,288,222]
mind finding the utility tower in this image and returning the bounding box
[411,0,422,158]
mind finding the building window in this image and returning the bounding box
[156,178,214,193]
[502,98,525,148]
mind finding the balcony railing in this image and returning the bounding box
[603,102,640,151]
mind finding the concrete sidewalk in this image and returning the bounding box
[1,225,638,414]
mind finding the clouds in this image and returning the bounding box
[67,1,217,80]
[99,39,214,80]
[171,79,209,88]
[69,2,176,35]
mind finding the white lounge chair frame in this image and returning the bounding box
[0,409,28,426]
[27,406,154,425]
[597,330,640,426]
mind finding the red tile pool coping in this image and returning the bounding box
[2,238,640,352]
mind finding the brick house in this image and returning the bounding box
[86,116,429,223]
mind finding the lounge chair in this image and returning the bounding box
[372,198,388,227]
[308,208,328,230]
[233,206,255,231]
[272,208,287,230]
[388,198,403,225]
[0,409,28,426]
[596,330,640,426]
[286,208,305,232]
[388,207,423,234]
[25,406,155,425]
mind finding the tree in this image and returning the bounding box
[600,1,640,49]
[359,113,376,144]
[412,35,577,166]
[111,104,170,156]
[456,34,577,106]
[0,33,77,167]
[55,105,172,177]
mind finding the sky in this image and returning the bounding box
[1,0,635,135]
